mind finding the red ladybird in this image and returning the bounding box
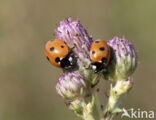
[89,40,110,73]
[44,39,76,70]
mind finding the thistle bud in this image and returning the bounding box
[56,72,87,100]
[56,17,92,68]
[104,37,137,81]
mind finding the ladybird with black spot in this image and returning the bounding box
[44,39,77,70]
[89,40,110,73]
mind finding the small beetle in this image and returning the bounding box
[90,40,110,73]
[44,39,76,70]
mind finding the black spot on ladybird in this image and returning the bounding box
[50,47,54,51]
[55,57,60,63]
[61,45,64,48]
[95,41,99,43]
[92,51,95,54]
[99,47,105,51]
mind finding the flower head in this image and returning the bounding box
[56,72,87,100]
[104,37,137,81]
[56,17,92,68]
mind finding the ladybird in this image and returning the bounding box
[89,40,110,73]
[44,39,76,70]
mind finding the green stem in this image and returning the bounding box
[102,93,118,120]
[102,79,132,120]
[94,92,103,119]
[83,95,101,120]
[84,112,96,120]
[104,89,118,113]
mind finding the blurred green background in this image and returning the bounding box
[0,0,156,120]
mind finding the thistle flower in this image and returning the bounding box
[56,17,92,68]
[104,36,137,81]
[55,17,100,86]
[56,72,87,100]
[52,18,138,120]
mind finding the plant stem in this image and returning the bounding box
[102,79,132,120]
[84,112,96,120]
[83,95,101,120]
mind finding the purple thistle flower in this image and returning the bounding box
[51,18,138,120]
[104,36,137,81]
[56,17,93,68]
[56,72,87,100]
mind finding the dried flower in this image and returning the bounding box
[104,36,137,81]
[56,72,87,100]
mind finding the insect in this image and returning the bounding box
[44,39,76,70]
[89,40,110,73]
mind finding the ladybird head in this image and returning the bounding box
[59,52,77,70]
